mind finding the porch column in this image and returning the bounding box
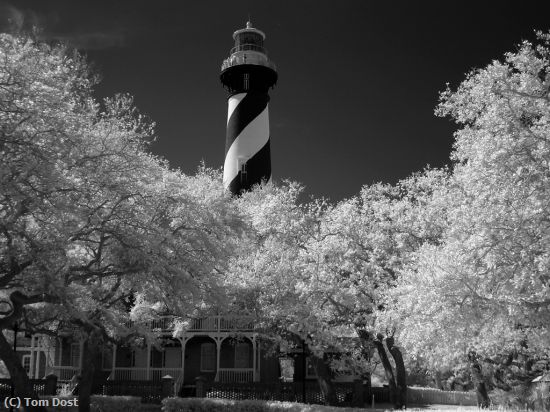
[215,337,221,382]
[45,336,55,376]
[79,339,84,373]
[146,342,151,380]
[58,337,63,369]
[252,335,257,382]
[29,335,35,379]
[35,336,43,378]
[34,351,41,379]
[111,344,117,380]
[180,338,186,375]
[257,339,261,380]
[34,349,46,379]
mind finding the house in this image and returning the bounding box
[14,315,281,395]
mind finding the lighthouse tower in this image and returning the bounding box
[221,21,278,194]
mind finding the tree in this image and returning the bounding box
[227,182,345,405]
[393,31,550,407]
[1,33,244,411]
[302,170,447,409]
[1,32,96,410]
[227,171,446,408]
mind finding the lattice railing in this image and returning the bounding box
[205,382,355,406]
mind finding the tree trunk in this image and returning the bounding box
[310,354,337,406]
[0,330,47,412]
[468,352,490,408]
[78,332,102,412]
[385,336,407,409]
[357,330,374,405]
[373,338,397,406]
[363,371,372,405]
[434,371,444,390]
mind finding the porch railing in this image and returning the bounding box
[189,316,254,332]
[51,365,258,385]
[123,315,255,333]
[50,366,80,381]
[110,367,182,382]
[217,368,254,383]
[124,316,174,333]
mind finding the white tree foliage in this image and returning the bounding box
[0,33,244,343]
[394,32,550,368]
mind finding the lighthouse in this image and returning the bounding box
[221,21,278,194]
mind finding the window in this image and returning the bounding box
[239,160,248,184]
[22,355,31,375]
[243,73,249,90]
[234,342,250,368]
[200,342,216,372]
[101,349,111,370]
[150,348,165,368]
[70,343,80,367]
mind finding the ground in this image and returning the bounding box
[334,405,480,412]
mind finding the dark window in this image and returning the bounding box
[235,342,250,368]
[240,161,248,184]
[306,357,317,378]
[151,348,165,368]
[22,355,31,375]
[201,342,216,372]
[70,343,80,367]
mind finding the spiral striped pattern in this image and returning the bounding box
[223,91,271,194]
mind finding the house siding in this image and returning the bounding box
[165,347,182,368]
[116,346,133,368]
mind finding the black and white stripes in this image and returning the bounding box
[220,21,277,195]
[223,92,271,194]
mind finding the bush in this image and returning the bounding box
[490,382,550,411]
[91,395,142,412]
[139,405,162,412]
[41,395,141,411]
[529,382,550,411]
[161,397,369,412]
[406,387,477,406]
[162,398,262,412]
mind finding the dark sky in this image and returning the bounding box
[2,1,549,201]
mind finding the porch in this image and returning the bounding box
[19,316,272,393]
[47,331,263,390]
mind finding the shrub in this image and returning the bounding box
[406,387,477,406]
[162,398,260,412]
[528,382,550,411]
[42,395,141,412]
[91,395,142,412]
[161,397,370,412]
[489,383,549,411]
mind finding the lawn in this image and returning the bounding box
[246,403,529,412]
[161,398,520,412]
